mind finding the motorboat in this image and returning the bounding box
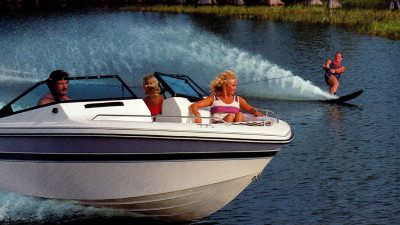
[0,72,293,221]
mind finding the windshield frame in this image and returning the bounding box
[154,72,208,102]
[0,75,138,118]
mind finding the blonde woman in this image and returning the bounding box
[142,74,164,117]
[189,70,264,123]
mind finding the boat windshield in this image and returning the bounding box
[0,75,137,118]
[154,72,208,102]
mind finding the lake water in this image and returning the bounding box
[0,9,399,224]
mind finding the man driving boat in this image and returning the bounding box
[38,70,72,105]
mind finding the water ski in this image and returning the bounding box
[325,90,363,104]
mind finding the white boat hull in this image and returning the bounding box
[0,157,272,221]
[0,75,294,221]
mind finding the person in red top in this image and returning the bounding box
[142,74,164,120]
[38,70,72,105]
[323,52,346,95]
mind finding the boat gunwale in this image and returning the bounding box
[0,150,278,162]
[0,130,294,144]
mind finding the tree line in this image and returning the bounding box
[1,0,399,10]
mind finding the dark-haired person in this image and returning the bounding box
[323,52,346,95]
[38,70,72,105]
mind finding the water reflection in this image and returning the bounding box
[329,103,363,120]
[330,104,342,121]
[0,1,126,11]
[189,15,235,37]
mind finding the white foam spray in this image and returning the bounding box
[0,192,135,223]
[0,11,335,101]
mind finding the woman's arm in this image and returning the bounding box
[189,96,214,123]
[239,97,264,117]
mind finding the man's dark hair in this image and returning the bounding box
[49,70,69,82]
[336,52,343,58]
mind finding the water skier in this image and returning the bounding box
[323,52,346,95]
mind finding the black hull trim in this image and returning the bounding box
[0,132,293,144]
[0,151,277,162]
[0,135,289,154]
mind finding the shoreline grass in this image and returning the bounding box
[124,5,400,40]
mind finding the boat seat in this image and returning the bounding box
[157,97,210,123]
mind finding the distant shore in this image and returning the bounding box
[123,5,400,40]
[1,1,399,40]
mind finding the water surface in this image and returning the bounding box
[0,10,399,224]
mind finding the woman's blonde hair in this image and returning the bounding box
[209,70,237,95]
[142,74,161,95]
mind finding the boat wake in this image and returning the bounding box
[194,45,335,101]
[0,192,135,224]
[0,11,335,105]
